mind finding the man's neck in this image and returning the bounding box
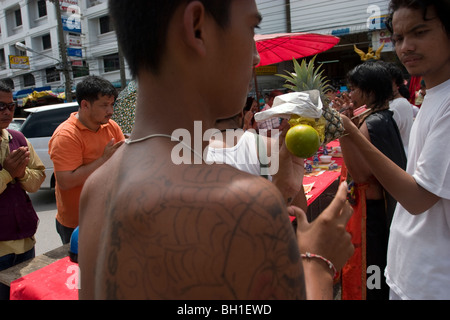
[422,69,450,89]
[132,73,217,139]
[76,113,100,132]
[215,119,241,131]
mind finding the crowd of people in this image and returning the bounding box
[0,0,448,300]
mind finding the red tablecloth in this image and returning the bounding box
[10,257,78,300]
[303,140,344,206]
[304,156,343,206]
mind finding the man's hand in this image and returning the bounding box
[340,113,360,136]
[332,92,354,117]
[243,110,254,130]
[102,138,124,162]
[55,138,125,191]
[289,181,354,272]
[271,126,305,205]
[3,146,30,179]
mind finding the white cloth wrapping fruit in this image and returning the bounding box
[254,90,323,122]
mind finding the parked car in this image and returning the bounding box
[8,118,27,130]
[20,102,79,189]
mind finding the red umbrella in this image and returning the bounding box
[254,32,340,67]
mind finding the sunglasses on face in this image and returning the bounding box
[0,102,16,112]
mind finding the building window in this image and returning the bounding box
[42,34,51,50]
[3,79,14,90]
[15,42,26,56]
[23,74,35,87]
[103,53,120,73]
[88,0,103,7]
[46,67,60,83]
[37,0,47,18]
[0,49,5,67]
[15,9,22,27]
[99,16,113,34]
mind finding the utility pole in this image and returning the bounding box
[50,0,73,102]
[285,0,292,33]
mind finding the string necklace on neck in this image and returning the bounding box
[125,133,204,160]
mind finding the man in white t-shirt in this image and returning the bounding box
[389,97,413,155]
[384,61,414,155]
[339,0,450,299]
[257,90,283,136]
[207,113,307,211]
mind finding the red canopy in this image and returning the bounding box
[255,32,340,67]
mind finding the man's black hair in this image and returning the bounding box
[0,81,13,94]
[386,0,450,36]
[76,75,118,106]
[383,61,411,99]
[108,0,233,78]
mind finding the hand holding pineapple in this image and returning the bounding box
[255,56,345,158]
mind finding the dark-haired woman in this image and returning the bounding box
[338,61,407,300]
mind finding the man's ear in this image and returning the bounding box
[183,1,207,57]
[79,100,89,110]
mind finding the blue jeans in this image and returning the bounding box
[0,247,35,300]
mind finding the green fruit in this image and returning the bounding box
[285,124,320,158]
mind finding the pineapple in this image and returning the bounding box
[277,55,345,145]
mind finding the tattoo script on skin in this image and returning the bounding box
[96,161,306,300]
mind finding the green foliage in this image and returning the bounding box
[277,55,332,104]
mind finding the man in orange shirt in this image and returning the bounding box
[49,76,125,244]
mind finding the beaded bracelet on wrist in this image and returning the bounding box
[301,252,339,281]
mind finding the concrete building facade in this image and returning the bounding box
[0,0,130,101]
[254,0,398,94]
[0,0,397,101]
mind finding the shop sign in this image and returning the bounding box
[62,16,81,33]
[255,65,278,76]
[9,55,30,70]
[59,0,79,13]
[372,30,394,52]
[331,28,350,36]
[67,47,82,58]
[67,34,82,47]
[70,57,83,67]
[368,14,388,30]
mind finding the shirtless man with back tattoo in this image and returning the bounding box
[78,0,354,300]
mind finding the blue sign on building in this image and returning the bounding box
[368,15,388,30]
[62,16,81,33]
[331,28,350,36]
[67,47,82,58]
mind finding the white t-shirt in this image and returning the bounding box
[206,130,272,180]
[386,79,450,300]
[389,97,414,155]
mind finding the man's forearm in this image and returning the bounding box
[302,257,333,300]
[340,129,439,214]
[0,169,13,194]
[19,167,45,193]
[271,176,303,206]
[56,156,107,190]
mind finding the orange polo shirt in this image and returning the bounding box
[48,112,124,228]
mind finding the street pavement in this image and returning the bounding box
[29,189,62,256]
